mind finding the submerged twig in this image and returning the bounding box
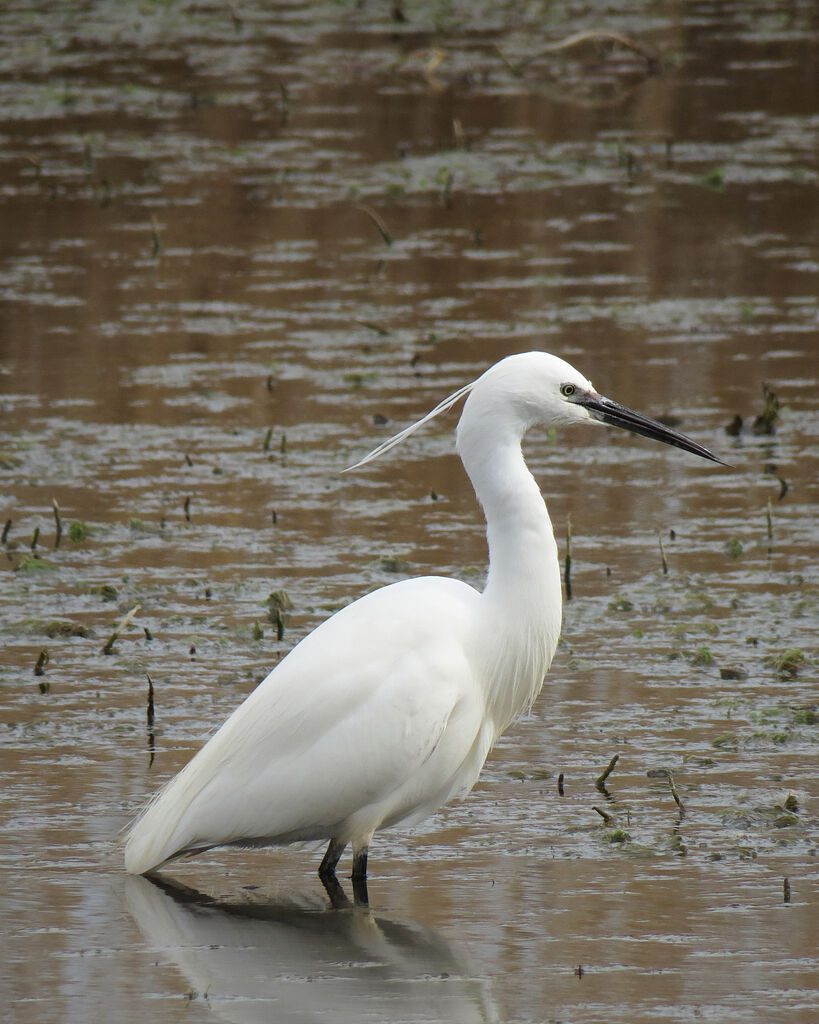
[658,532,668,575]
[593,805,614,825]
[146,673,155,729]
[52,500,63,550]
[355,203,393,247]
[102,604,141,656]
[498,31,661,77]
[595,753,619,791]
[667,770,686,816]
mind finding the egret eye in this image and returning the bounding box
[560,383,576,398]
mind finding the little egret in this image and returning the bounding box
[125,351,722,900]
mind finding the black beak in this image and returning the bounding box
[576,392,728,466]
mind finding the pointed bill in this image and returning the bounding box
[575,391,728,465]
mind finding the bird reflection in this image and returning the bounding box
[125,874,498,1024]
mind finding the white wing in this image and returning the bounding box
[125,576,488,874]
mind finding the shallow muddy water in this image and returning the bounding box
[1,2,817,1022]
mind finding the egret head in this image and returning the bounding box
[347,350,724,471]
[461,351,725,465]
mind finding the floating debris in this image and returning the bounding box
[703,167,725,192]
[44,620,89,639]
[379,555,410,574]
[768,648,806,678]
[15,554,57,572]
[725,538,743,560]
[719,666,748,681]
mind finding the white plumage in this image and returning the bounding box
[125,351,720,890]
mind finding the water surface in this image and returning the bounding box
[1,2,816,1022]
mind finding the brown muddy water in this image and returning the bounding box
[1,2,817,1021]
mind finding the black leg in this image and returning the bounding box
[318,837,346,882]
[351,846,368,880]
[351,845,369,906]
[319,838,351,908]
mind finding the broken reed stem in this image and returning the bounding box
[102,604,141,656]
[667,770,686,815]
[52,500,63,549]
[2,518,11,543]
[184,496,191,522]
[783,877,791,904]
[766,498,773,545]
[593,805,614,825]
[146,673,155,729]
[355,203,393,246]
[658,532,668,575]
[34,649,49,676]
[31,526,40,551]
[564,513,573,601]
[557,772,565,796]
[595,753,619,790]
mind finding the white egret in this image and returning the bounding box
[124,351,722,900]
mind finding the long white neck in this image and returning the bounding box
[456,396,563,734]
